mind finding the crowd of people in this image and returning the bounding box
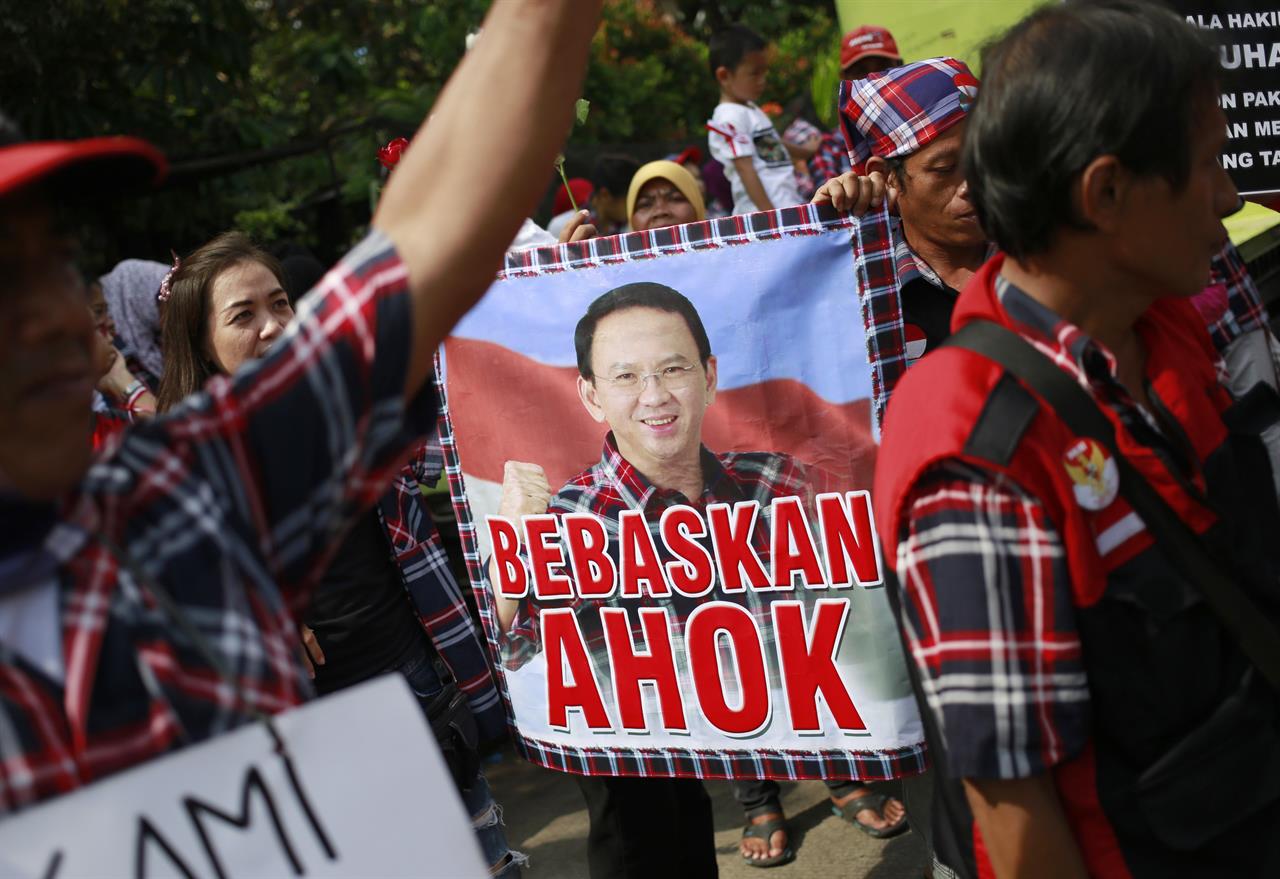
[3,0,1280,877]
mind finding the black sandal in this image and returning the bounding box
[740,814,796,868]
[831,792,909,839]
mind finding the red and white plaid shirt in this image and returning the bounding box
[501,432,811,672]
[893,274,1217,779]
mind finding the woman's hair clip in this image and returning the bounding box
[156,250,181,303]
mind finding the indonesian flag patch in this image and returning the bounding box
[953,72,979,113]
[905,323,928,363]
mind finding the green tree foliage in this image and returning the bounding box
[1,0,834,266]
[579,2,715,144]
[1,0,256,144]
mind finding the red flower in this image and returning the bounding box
[760,102,783,117]
[377,137,410,170]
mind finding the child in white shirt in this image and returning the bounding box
[706,25,817,216]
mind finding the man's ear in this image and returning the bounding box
[703,355,718,406]
[577,375,608,424]
[1075,155,1128,234]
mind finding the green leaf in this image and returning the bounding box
[574,98,590,126]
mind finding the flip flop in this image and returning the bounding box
[740,814,795,868]
[831,792,910,839]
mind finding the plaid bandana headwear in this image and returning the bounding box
[839,57,979,176]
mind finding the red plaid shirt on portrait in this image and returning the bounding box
[500,432,811,672]
[0,230,439,813]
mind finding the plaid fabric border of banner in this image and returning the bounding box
[503,203,850,276]
[518,737,929,782]
[435,204,926,779]
[852,204,906,425]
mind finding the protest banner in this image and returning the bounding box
[0,676,486,879]
[437,205,926,781]
[1176,0,1280,195]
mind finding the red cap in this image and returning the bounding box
[0,136,166,199]
[840,25,901,72]
[671,146,703,168]
[553,177,594,216]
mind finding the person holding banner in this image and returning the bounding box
[0,0,600,864]
[626,160,706,232]
[875,2,1280,876]
[485,276,920,874]
[817,58,1273,412]
[620,162,912,863]
[824,57,992,377]
[491,282,809,876]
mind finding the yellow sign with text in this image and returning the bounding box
[834,0,1047,71]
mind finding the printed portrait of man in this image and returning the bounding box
[487,282,811,673]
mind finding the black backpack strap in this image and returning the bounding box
[944,319,1280,693]
[963,373,1040,466]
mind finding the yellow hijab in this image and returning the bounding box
[626,160,707,225]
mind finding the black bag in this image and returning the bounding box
[418,667,481,795]
[942,321,1280,865]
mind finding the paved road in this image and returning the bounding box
[486,749,929,878]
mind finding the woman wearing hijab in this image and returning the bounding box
[626,159,706,232]
[99,258,169,388]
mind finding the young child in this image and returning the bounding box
[706,24,817,215]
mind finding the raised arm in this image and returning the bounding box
[373,0,602,398]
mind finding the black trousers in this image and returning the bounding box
[730,777,862,818]
[574,775,719,878]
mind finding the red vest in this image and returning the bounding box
[877,255,1230,596]
[874,255,1280,877]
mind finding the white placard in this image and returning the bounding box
[0,675,486,878]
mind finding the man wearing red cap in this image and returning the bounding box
[796,25,906,201]
[839,24,903,79]
[0,2,599,856]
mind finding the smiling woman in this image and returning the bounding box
[156,232,291,412]
[207,260,293,374]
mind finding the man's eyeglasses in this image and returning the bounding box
[597,364,698,392]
